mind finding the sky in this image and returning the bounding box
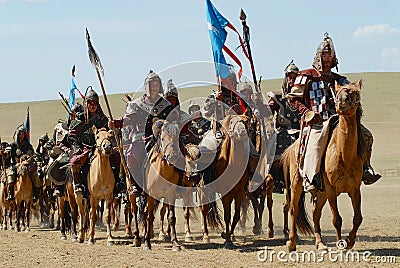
[0,0,399,103]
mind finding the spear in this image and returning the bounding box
[85,28,133,192]
[240,9,260,93]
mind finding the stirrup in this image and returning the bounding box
[363,170,382,185]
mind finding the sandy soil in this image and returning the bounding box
[0,178,399,268]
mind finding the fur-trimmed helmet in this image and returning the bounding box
[144,70,163,96]
[238,82,253,94]
[164,79,179,98]
[312,32,338,71]
[85,87,99,102]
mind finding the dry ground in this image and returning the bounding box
[0,178,398,268]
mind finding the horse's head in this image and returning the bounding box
[222,114,249,141]
[335,80,362,116]
[153,120,180,166]
[17,154,32,176]
[92,126,113,155]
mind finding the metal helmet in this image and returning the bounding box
[144,70,163,96]
[164,79,179,98]
[85,87,99,102]
[188,100,201,115]
[17,125,27,134]
[284,60,299,75]
[39,133,49,143]
[222,64,238,90]
[238,82,253,94]
[312,32,339,71]
[71,103,84,114]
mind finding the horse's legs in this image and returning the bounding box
[88,198,98,245]
[313,191,327,250]
[250,194,261,235]
[283,192,290,238]
[129,195,141,247]
[15,203,21,232]
[143,196,155,250]
[105,196,113,245]
[346,189,362,249]
[123,200,132,238]
[76,197,86,243]
[183,206,193,242]
[159,202,167,241]
[96,200,104,227]
[200,204,210,243]
[58,198,66,240]
[168,203,181,251]
[238,195,248,232]
[266,186,274,238]
[25,201,31,232]
[327,191,342,243]
[230,191,245,242]
[221,196,233,247]
[112,197,120,232]
[287,179,302,252]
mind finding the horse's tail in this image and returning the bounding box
[206,201,222,230]
[280,142,313,236]
[296,191,313,236]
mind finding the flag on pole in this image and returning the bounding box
[206,0,250,80]
[24,107,30,143]
[68,65,77,109]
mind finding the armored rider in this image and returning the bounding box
[68,88,109,197]
[287,33,381,195]
[110,70,174,195]
[6,126,41,201]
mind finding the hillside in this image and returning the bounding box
[1,72,399,170]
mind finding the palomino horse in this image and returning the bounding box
[143,120,181,251]
[14,155,34,232]
[281,80,366,251]
[0,173,14,230]
[215,114,251,248]
[86,127,115,245]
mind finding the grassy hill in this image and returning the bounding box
[1,72,399,170]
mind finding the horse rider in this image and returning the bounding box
[6,125,41,202]
[264,61,303,193]
[0,141,12,180]
[68,88,122,198]
[52,103,84,198]
[109,70,174,195]
[287,33,381,196]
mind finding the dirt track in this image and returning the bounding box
[0,179,399,268]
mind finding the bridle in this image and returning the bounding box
[334,87,360,108]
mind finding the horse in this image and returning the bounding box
[86,127,115,245]
[281,80,365,251]
[214,114,252,248]
[0,172,15,230]
[14,155,34,232]
[142,120,181,251]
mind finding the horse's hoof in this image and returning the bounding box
[316,241,328,251]
[172,245,181,252]
[223,241,235,249]
[202,237,210,243]
[55,226,60,231]
[221,232,227,239]
[49,223,55,229]
[231,234,236,242]
[158,233,166,241]
[286,240,296,252]
[252,226,262,236]
[283,230,289,239]
[143,245,151,251]
[88,240,95,246]
[134,238,141,247]
[185,235,193,243]
[40,222,46,228]
[71,237,78,243]
[61,236,67,241]
[268,229,274,239]
[79,239,84,244]
[345,238,355,249]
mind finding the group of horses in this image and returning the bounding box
[0,80,367,252]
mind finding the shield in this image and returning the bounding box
[47,153,70,185]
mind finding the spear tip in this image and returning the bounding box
[240,9,246,21]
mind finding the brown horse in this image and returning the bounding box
[0,173,15,230]
[14,155,34,232]
[143,120,181,251]
[214,114,251,248]
[85,127,115,245]
[282,80,366,251]
[312,80,365,250]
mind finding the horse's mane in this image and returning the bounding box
[185,144,200,161]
